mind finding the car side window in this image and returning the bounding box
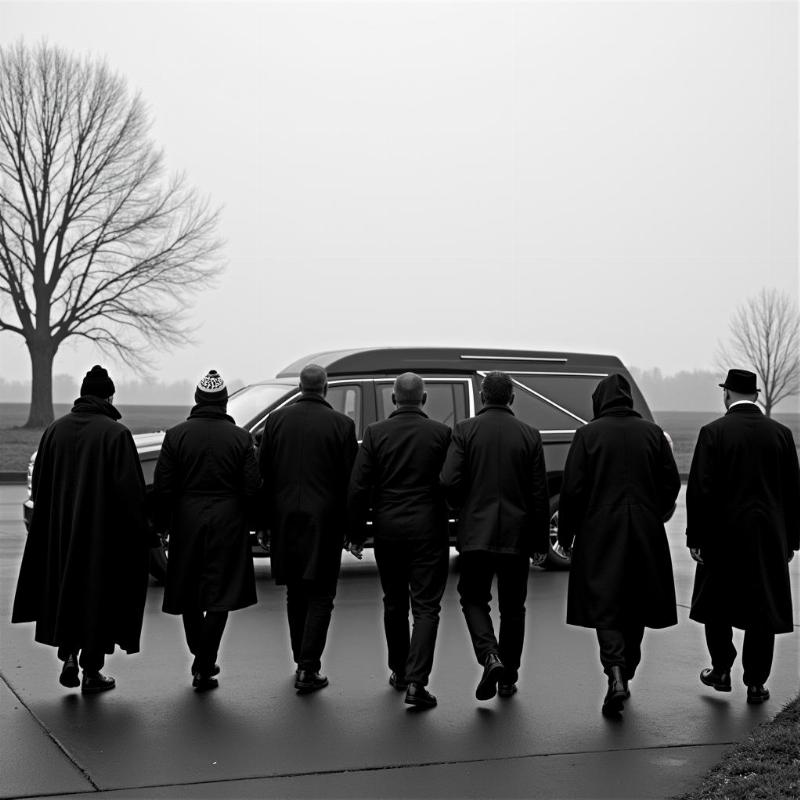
[326,384,363,438]
[376,381,467,428]
[508,385,582,432]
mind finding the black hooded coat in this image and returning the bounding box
[153,404,261,614]
[558,375,681,629]
[12,397,150,654]
[686,402,800,633]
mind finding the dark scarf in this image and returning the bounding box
[188,403,236,424]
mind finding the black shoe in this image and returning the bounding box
[746,684,770,704]
[192,672,219,692]
[601,666,627,717]
[405,683,437,709]
[295,670,329,694]
[476,653,504,701]
[59,655,80,688]
[389,672,409,691]
[190,661,220,677]
[81,672,116,694]
[700,668,731,692]
[498,682,518,698]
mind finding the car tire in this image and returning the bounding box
[149,534,168,584]
[545,495,571,570]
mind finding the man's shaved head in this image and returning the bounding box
[299,364,327,395]
[393,372,425,407]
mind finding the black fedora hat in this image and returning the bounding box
[719,369,759,395]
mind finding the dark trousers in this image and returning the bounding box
[705,624,775,686]
[374,536,449,686]
[57,645,104,673]
[596,625,645,680]
[457,551,530,683]
[286,576,337,672]
[183,611,229,675]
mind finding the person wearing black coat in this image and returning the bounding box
[348,373,452,709]
[440,371,550,702]
[686,369,800,705]
[153,370,261,691]
[12,366,150,694]
[258,364,358,694]
[558,373,681,717]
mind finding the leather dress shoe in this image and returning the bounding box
[59,655,80,688]
[700,668,731,692]
[389,672,409,691]
[601,666,627,717]
[81,672,116,694]
[405,683,437,709]
[190,661,220,677]
[476,652,504,701]
[295,670,329,694]
[498,682,518,698]
[192,673,219,692]
[746,684,770,704]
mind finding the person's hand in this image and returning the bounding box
[531,552,548,567]
[690,547,704,564]
[348,542,364,560]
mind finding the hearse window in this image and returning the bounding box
[512,375,604,424]
[377,382,467,428]
[508,385,583,431]
[228,384,295,429]
[326,385,363,438]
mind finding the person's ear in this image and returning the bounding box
[322,381,328,397]
[421,391,427,408]
[508,391,515,407]
[479,391,485,405]
[391,392,398,407]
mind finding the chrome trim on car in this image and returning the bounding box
[460,355,568,363]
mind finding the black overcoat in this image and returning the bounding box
[440,404,550,556]
[259,393,358,585]
[153,405,261,614]
[686,402,800,633]
[348,407,452,545]
[12,397,150,654]
[558,376,681,630]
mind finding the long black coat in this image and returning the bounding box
[348,407,451,545]
[440,404,550,556]
[153,405,261,614]
[559,376,681,630]
[259,393,358,585]
[686,402,800,633]
[12,397,150,654]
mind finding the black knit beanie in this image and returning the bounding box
[195,369,228,405]
[80,365,115,399]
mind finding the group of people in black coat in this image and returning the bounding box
[12,363,799,717]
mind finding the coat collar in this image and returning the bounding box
[726,401,762,416]
[71,395,121,420]
[477,404,514,416]
[188,404,236,423]
[296,392,332,408]
[389,407,428,419]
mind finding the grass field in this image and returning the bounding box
[1,404,798,473]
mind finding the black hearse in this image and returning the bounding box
[24,347,659,578]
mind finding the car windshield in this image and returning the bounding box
[227,383,294,428]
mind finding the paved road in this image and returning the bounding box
[1,484,798,799]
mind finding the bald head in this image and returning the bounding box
[299,364,327,396]
[393,372,425,408]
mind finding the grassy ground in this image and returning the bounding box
[675,693,800,799]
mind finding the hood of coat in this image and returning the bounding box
[71,395,121,420]
[188,404,236,424]
[591,374,640,419]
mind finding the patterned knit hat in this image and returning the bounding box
[80,365,115,399]
[195,369,228,404]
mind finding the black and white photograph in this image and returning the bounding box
[0,1,798,798]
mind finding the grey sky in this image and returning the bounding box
[0,1,797,388]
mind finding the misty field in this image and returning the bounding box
[1,404,798,474]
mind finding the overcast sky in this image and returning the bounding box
[0,0,797,389]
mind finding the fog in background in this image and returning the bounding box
[0,1,797,409]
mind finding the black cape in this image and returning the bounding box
[559,374,681,629]
[12,396,150,654]
[686,402,800,633]
[153,404,261,614]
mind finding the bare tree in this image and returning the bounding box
[0,41,222,427]
[716,288,800,416]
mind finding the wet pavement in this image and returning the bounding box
[1,483,798,799]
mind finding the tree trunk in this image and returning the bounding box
[25,340,56,428]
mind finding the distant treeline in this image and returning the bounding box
[0,375,246,405]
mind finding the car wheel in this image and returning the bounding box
[149,532,168,584]
[545,495,571,570]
